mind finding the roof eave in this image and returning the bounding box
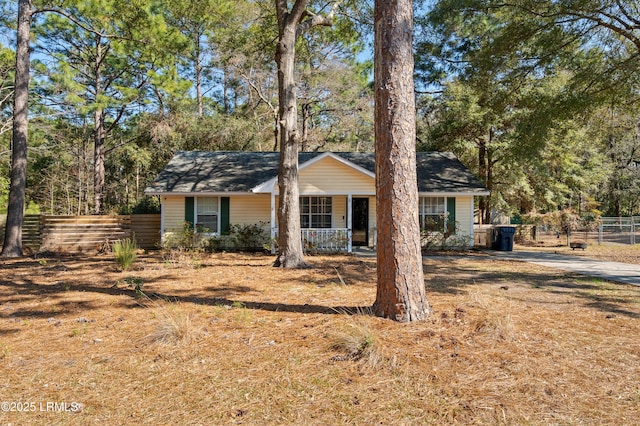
[419,190,491,197]
[144,190,255,196]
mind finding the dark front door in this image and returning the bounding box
[352,198,369,246]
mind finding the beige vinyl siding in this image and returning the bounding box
[333,196,347,228]
[453,196,474,247]
[163,196,186,236]
[162,195,272,241]
[455,196,473,236]
[298,156,374,194]
[164,195,271,228]
[229,194,271,225]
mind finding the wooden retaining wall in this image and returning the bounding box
[0,214,161,252]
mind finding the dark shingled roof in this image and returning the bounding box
[145,151,488,194]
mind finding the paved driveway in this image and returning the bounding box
[494,251,640,286]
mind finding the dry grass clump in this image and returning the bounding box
[471,312,516,340]
[147,302,201,346]
[329,316,384,369]
[465,291,517,341]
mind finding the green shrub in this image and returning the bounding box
[204,222,270,252]
[162,222,202,251]
[230,222,270,250]
[131,195,161,214]
[113,238,138,271]
[118,195,161,215]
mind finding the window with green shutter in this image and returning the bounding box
[418,196,456,234]
[185,197,195,230]
[196,197,218,233]
[220,197,230,235]
[446,197,456,234]
[419,197,445,232]
[184,196,230,234]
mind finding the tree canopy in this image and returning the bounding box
[415,0,640,218]
[0,0,638,221]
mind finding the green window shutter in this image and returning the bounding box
[447,197,456,234]
[185,197,195,230]
[220,197,230,235]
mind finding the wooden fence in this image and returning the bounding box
[130,214,162,249]
[0,214,161,252]
[0,214,42,251]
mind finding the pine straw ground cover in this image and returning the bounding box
[0,249,639,425]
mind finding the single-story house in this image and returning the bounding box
[145,151,490,251]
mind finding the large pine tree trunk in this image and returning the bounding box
[478,138,488,224]
[273,1,307,268]
[2,0,32,258]
[195,31,204,117]
[372,0,430,321]
[93,39,105,215]
[93,107,105,214]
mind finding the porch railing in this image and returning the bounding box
[273,228,350,253]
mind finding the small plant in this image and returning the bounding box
[71,324,88,337]
[232,301,253,323]
[124,276,144,296]
[113,238,138,271]
[230,222,270,250]
[231,301,246,309]
[1,343,9,359]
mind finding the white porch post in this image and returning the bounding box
[270,192,276,253]
[160,196,165,246]
[469,197,475,248]
[347,194,353,253]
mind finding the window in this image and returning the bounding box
[419,197,445,231]
[300,196,332,228]
[196,197,218,233]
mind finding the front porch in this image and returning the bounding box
[273,228,353,253]
[269,191,375,253]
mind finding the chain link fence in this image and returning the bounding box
[521,217,639,246]
[598,217,639,245]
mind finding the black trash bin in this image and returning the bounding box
[492,226,516,251]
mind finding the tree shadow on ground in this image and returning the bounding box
[0,276,144,318]
[425,262,580,295]
[1,253,638,320]
[145,294,369,315]
[0,271,370,319]
[424,258,640,319]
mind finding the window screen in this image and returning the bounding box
[197,197,218,233]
